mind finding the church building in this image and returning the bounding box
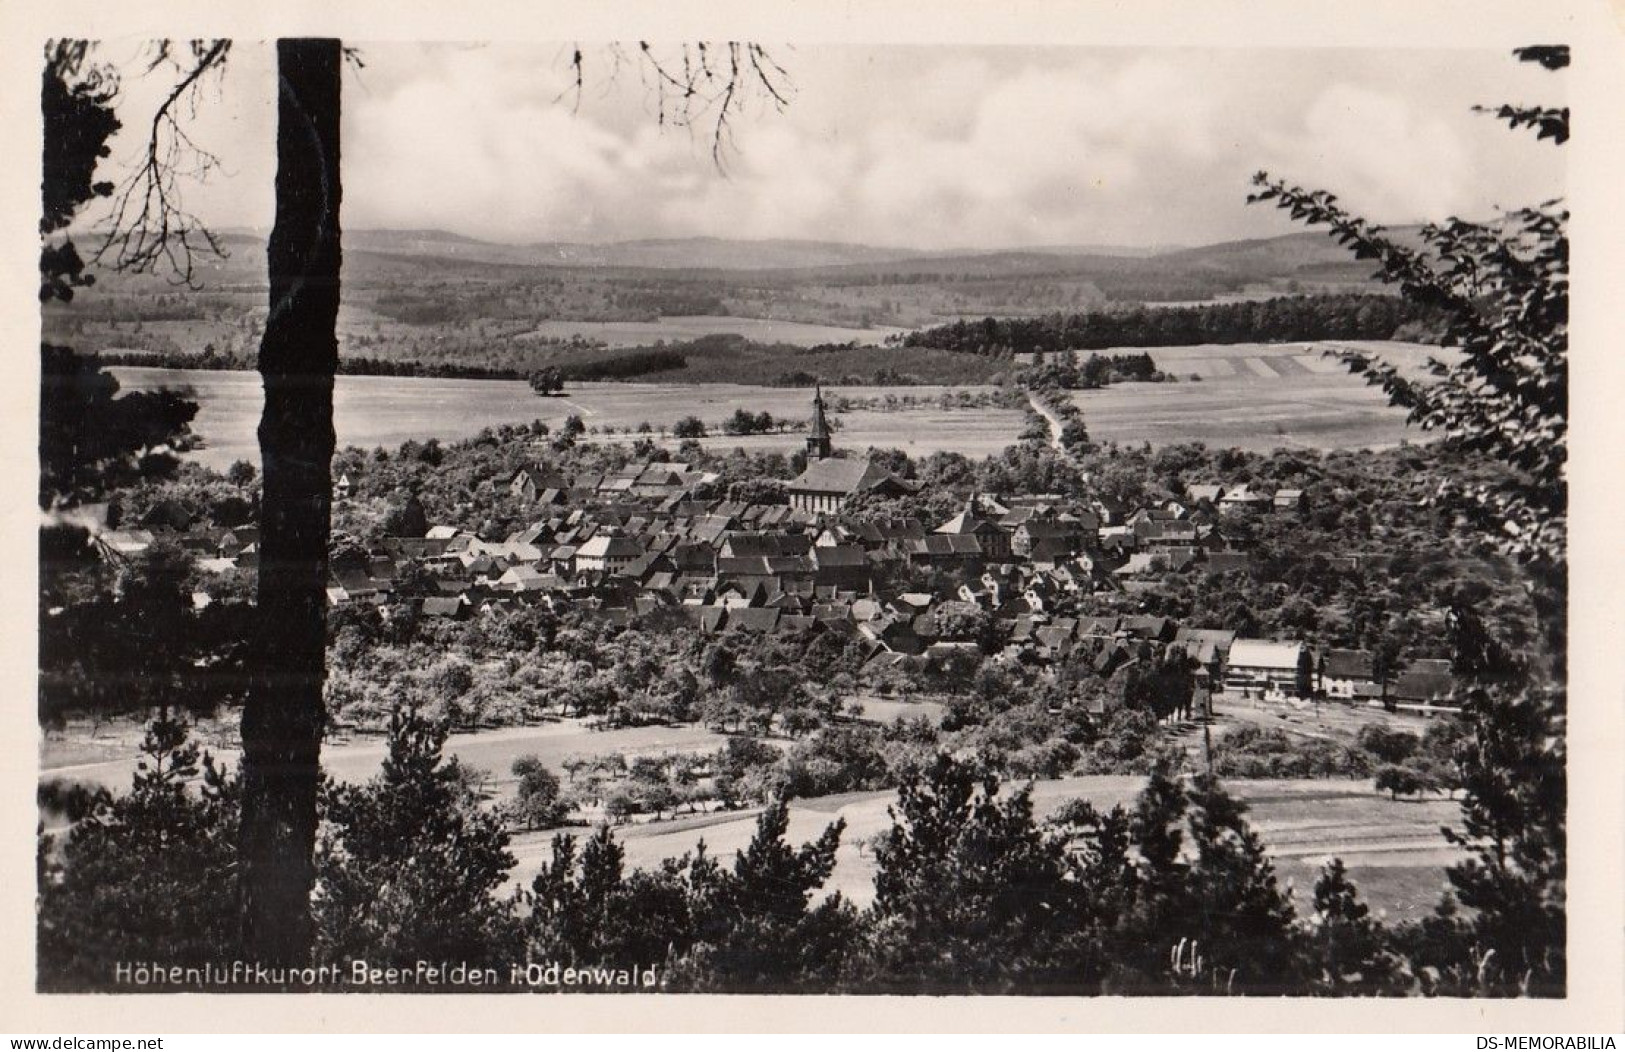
[786,386,911,514]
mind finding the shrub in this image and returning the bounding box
[1356,724,1421,765]
[1212,724,1372,778]
[1374,763,1431,800]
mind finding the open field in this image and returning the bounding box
[1063,341,1446,452]
[847,696,949,726]
[510,315,907,347]
[42,700,1463,921]
[40,717,728,797]
[506,776,1463,921]
[112,339,1440,468]
[110,368,1026,468]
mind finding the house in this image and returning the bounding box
[719,532,811,559]
[1186,483,1225,506]
[1219,485,1270,515]
[903,533,984,567]
[1011,519,1080,559]
[934,497,1010,558]
[1120,615,1176,643]
[1272,488,1306,513]
[786,457,911,514]
[496,565,551,593]
[138,499,195,533]
[1224,639,1308,697]
[812,544,872,592]
[1319,649,1376,699]
[1393,659,1456,706]
[506,466,562,502]
[575,534,643,574]
[420,596,466,620]
[725,608,781,635]
[1136,520,1199,547]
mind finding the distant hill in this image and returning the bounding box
[189,227,1398,288]
[71,226,1402,320]
[338,230,935,271]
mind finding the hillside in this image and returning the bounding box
[44,226,1399,381]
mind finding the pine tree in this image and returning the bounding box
[668,799,855,991]
[1308,859,1397,994]
[864,754,1090,993]
[1435,688,1565,996]
[312,707,519,972]
[1180,775,1302,992]
[37,719,239,990]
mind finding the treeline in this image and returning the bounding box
[903,294,1442,356]
[556,348,688,381]
[612,287,727,317]
[38,699,1564,996]
[93,349,525,381]
[1015,351,1167,390]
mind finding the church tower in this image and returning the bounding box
[806,384,833,461]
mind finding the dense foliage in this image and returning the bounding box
[902,294,1438,357]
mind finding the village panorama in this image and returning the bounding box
[35,39,1567,998]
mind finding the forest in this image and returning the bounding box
[901,294,1442,356]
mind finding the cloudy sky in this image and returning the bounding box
[93,41,1565,251]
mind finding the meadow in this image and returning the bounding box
[110,368,1029,468]
[503,775,1463,921]
[510,315,907,347]
[111,339,1438,468]
[1064,340,1444,452]
[42,709,1462,923]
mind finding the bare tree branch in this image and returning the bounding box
[563,42,795,172]
[93,39,233,288]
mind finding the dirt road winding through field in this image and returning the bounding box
[1027,391,1068,454]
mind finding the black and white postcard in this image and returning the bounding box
[4,0,1622,1034]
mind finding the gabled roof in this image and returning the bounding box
[813,545,869,568]
[788,457,907,496]
[1175,627,1236,647]
[1228,639,1304,670]
[1394,663,1455,701]
[726,608,780,634]
[576,535,643,560]
[420,596,465,618]
[98,529,155,557]
[935,500,999,536]
[1322,649,1375,680]
[721,532,811,558]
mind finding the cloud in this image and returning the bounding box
[1257,82,1475,224]
[120,43,1564,250]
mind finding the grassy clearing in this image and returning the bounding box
[111,368,1027,468]
[1063,341,1445,451]
[511,316,907,348]
[503,774,1463,920]
[112,338,1444,468]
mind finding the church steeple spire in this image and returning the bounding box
[807,384,833,460]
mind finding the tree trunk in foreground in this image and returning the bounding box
[239,37,342,966]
